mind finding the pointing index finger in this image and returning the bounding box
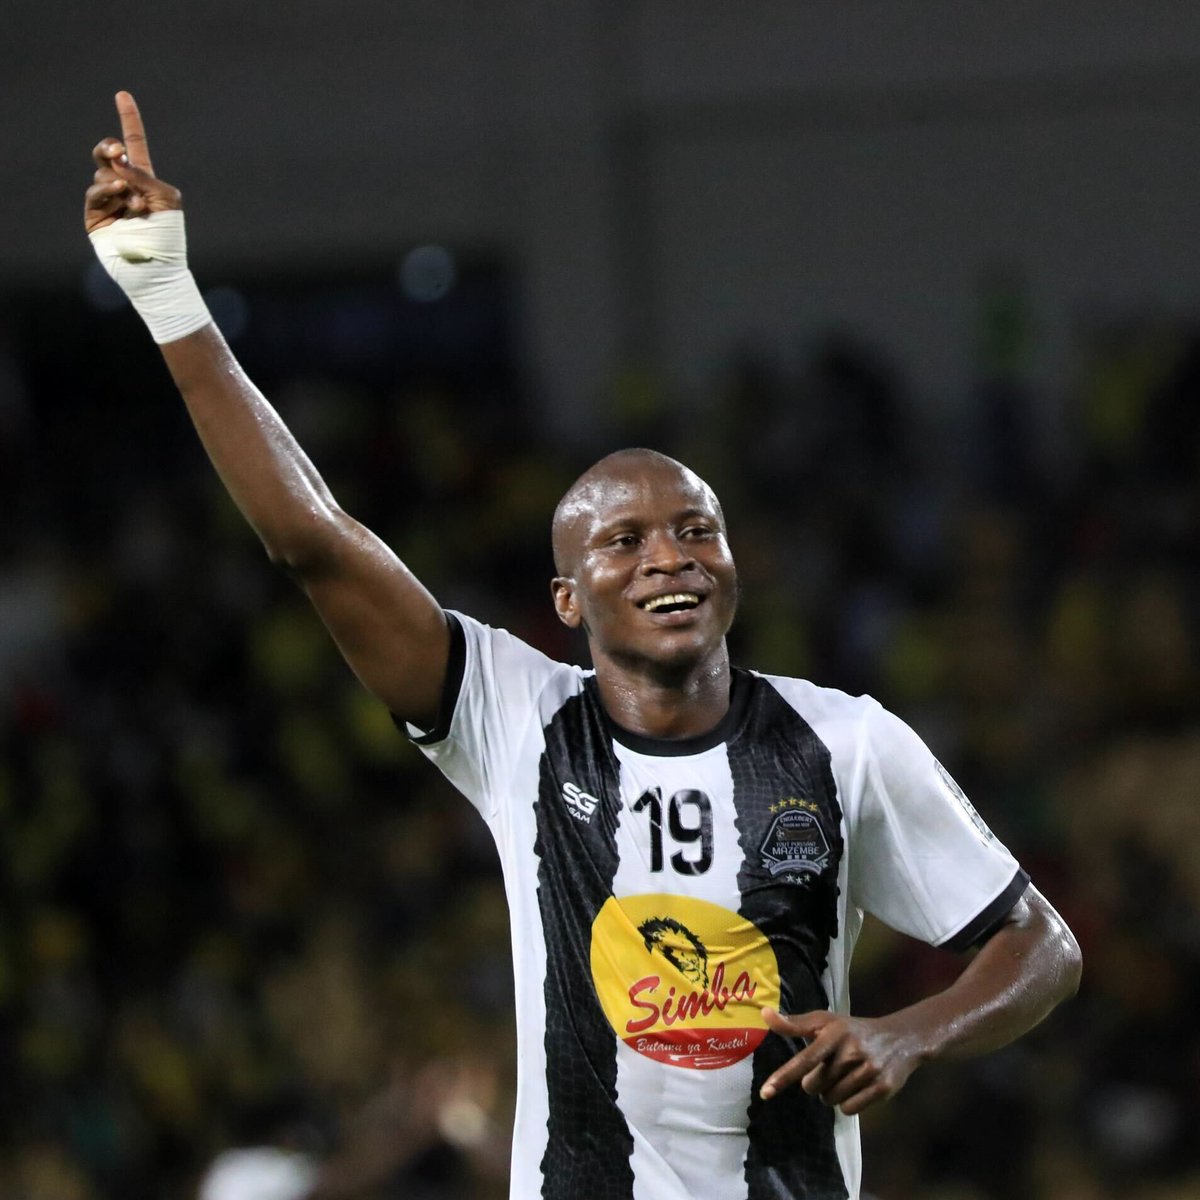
[758,1009,835,1100]
[115,90,155,175]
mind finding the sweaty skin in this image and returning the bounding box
[551,450,739,739]
[758,884,1080,1113]
[84,93,1081,1121]
[85,93,450,730]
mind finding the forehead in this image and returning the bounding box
[576,461,720,530]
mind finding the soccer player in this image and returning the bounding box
[85,92,1081,1200]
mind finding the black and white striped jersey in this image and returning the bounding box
[409,612,1028,1200]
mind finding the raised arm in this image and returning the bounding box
[84,92,449,727]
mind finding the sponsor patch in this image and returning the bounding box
[590,895,779,1070]
[562,780,600,824]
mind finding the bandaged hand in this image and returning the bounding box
[84,92,211,344]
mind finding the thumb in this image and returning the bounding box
[110,150,157,190]
[762,1007,834,1040]
[110,150,182,214]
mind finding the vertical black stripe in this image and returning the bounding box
[728,674,849,1200]
[534,682,634,1200]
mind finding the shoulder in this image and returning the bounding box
[453,609,572,669]
[750,670,879,739]
[411,610,588,776]
[747,671,931,783]
[450,609,588,706]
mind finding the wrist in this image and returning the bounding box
[874,1005,946,1065]
[89,210,211,344]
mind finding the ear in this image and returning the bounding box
[551,576,582,629]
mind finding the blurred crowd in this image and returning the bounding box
[1,273,1198,1199]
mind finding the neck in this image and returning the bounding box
[591,645,733,740]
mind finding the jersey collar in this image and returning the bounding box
[600,668,751,757]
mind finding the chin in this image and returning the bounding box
[620,631,726,677]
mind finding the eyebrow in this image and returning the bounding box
[589,507,719,541]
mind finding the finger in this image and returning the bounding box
[109,153,159,189]
[759,1037,836,1101]
[85,179,128,207]
[820,1062,882,1110]
[83,183,127,224]
[92,141,155,191]
[800,1044,867,1099]
[838,1079,891,1117]
[106,153,183,210]
[116,90,155,175]
[762,1007,834,1042]
[83,182,131,232]
[800,1058,847,1098]
[758,1009,838,1101]
[92,137,126,171]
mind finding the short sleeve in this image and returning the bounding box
[847,700,1028,950]
[401,611,578,820]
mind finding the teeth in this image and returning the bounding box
[642,592,700,612]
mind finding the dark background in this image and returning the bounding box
[2,5,1199,1197]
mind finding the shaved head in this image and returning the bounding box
[548,446,738,689]
[551,448,724,577]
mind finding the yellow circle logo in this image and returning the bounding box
[590,894,780,1070]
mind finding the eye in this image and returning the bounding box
[681,524,714,539]
[608,532,639,549]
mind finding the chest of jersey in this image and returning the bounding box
[533,677,845,1026]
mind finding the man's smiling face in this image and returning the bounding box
[551,450,738,679]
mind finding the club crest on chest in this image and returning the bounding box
[759,798,832,882]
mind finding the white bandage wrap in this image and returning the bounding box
[89,210,212,345]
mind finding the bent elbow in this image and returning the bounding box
[1025,887,1083,1004]
[1060,928,1083,999]
[1039,905,1083,1006]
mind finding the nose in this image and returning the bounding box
[640,528,693,575]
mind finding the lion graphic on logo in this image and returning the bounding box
[638,916,710,988]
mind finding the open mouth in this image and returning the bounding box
[639,592,703,614]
